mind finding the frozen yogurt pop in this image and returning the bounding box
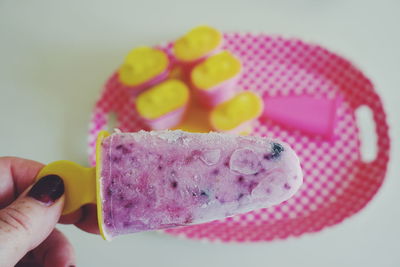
[135,79,190,130]
[210,91,263,133]
[173,25,222,64]
[191,51,242,107]
[35,130,302,240]
[118,46,170,93]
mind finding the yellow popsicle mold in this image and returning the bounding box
[191,51,241,90]
[35,130,110,240]
[173,25,222,62]
[210,91,263,131]
[135,79,189,120]
[118,46,169,86]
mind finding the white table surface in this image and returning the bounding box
[1,0,399,266]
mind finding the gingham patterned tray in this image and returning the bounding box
[88,33,390,242]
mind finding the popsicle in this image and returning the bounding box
[118,46,170,94]
[135,79,190,130]
[101,130,301,239]
[210,91,263,133]
[173,25,222,65]
[36,130,302,240]
[191,51,242,107]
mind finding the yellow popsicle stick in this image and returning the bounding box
[35,131,110,240]
[173,25,222,62]
[210,91,263,131]
[118,46,169,86]
[95,130,110,240]
[136,79,189,119]
[191,51,241,90]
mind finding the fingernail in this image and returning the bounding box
[28,175,65,205]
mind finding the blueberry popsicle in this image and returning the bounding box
[99,130,302,239]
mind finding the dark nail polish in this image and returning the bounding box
[28,175,65,205]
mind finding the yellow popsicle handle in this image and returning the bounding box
[36,161,96,215]
[95,130,109,240]
[35,130,110,219]
[136,79,190,119]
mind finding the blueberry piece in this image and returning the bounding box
[115,144,130,154]
[212,169,219,175]
[112,156,121,162]
[264,142,284,160]
[184,157,192,164]
[237,176,244,183]
[124,202,134,208]
[200,190,208,197]
[171,181,178,188]
[185,150,201,164]
[121,147,131,154]
[271,142,284,157]
[238,193,244,200]
[248,181,259,192]
[158,165,163,171]
[106,187,113,196]
[184,215,193,224]
[284,183,291,190]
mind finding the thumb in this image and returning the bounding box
[0,175,65,267]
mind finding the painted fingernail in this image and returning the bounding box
[28,175,65,205]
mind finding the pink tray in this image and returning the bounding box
[88,33,390,242]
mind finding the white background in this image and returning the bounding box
[1,0,399,266]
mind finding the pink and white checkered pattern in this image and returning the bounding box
[88,33,390,242]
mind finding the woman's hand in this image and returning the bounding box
[0,157,99,267]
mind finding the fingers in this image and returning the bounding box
[59,208,83,224]
[0,157,44,208]
[75,204,100,234]
[0,157,100,238]
[0,175,65,267]
[32,228,76,267]
[60,204,100,235]
[15,252,41,267]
